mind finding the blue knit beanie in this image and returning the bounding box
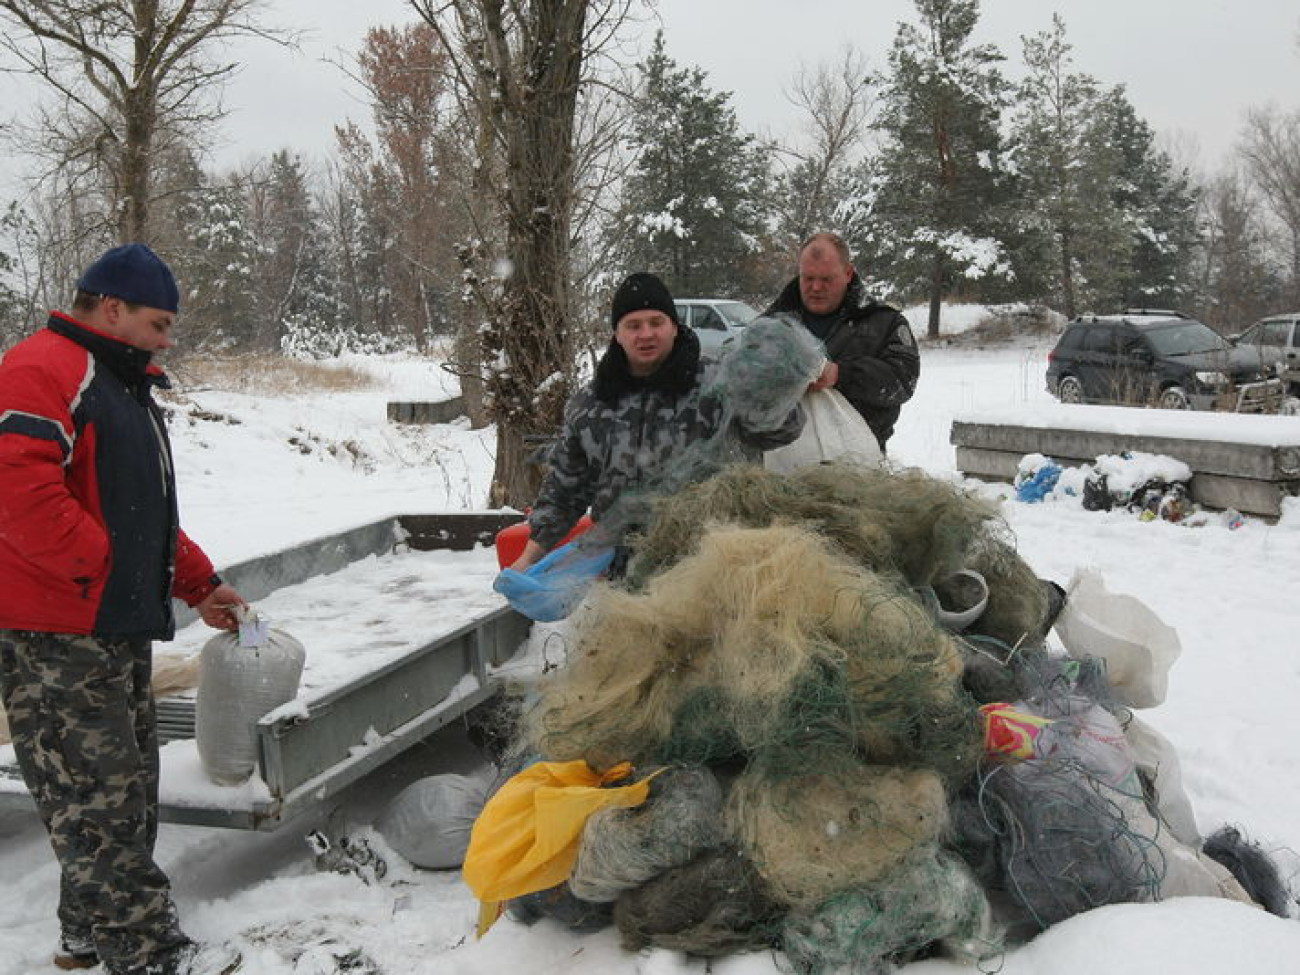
[77,243,180,313]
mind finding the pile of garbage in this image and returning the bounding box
[1013,450,1223,525]
[434,461,1287,971]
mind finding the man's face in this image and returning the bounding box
[97,297,176,353]
[798,247,854,316]
[614,309,678,376]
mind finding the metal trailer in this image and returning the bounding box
[0,512,529,830]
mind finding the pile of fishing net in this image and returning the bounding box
[472,461,1281,972]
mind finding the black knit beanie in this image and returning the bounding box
[610,272,679,329]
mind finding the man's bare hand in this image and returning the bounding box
[196,583,247,631]
[808,359,839,392]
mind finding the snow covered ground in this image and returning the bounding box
[2,317,1299,974]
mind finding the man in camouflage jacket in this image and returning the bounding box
[765,232,920,452]
[510,272,803,570]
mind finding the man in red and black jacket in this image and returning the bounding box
[0,244,245,975]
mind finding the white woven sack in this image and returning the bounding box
[764,388,883,474]
[1124,713,1200,846]
[196,619,305,785]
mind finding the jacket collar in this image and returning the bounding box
[593,326,701,405]
[768,272,875,320]
[47,312,171,391]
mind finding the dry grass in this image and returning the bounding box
[164,354,378,394]
[921,304,1067,348]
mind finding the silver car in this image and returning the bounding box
[1233,313,1300,396]
[675,298,759,359]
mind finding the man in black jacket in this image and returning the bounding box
[765,232,919,452]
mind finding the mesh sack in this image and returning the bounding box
[570,765,727,902]
[781,849,1000,975]
[613,846,784,957]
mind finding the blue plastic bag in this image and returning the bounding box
[1015,460,1063,503]
[493,541,615,622]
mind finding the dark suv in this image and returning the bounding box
[1045,310,1283,412]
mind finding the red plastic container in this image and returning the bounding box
[494,514,594,569]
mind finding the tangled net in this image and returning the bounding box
[525,522,982,782]
[498,461,1213,971]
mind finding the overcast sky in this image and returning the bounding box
[4,0,1299,193]
[653,0,1300,171]
[203,0,1300,177]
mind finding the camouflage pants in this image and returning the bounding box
[0,630,190,973]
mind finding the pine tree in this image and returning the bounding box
[870,0,1013,337]
[247,151,340,354]
[1009,15,1198,317]
[1098,90,1199,311]
[617,32,770,297]
[151,149,259,351]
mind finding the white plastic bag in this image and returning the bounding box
[1124,713,1200,846]
[764,388,883,473]
[196,610,306,785]
[1053,567,1181,708]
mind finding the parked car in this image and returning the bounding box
[1045,310,1284,412]
[674,298,759,359]
[1231,312,1300,397]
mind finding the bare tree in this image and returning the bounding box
[1194,171,1283,331]
[0,0,286,244]
[780,45,876,245]
[1240,107,1300,307]
[345,24,461,352]
[410,0,634,508]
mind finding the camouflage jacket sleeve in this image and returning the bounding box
[526,388,603,552]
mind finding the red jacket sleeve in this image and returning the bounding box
[172,528,219,607]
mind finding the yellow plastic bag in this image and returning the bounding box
[462,760,652,903]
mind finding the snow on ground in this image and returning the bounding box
[3,329,1300,974]
[167,351,495,569]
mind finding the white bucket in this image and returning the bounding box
[931,569,990,632]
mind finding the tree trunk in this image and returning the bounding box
[927,248,944,340]
[486,0,585,509]
[1059,226,1077,319]
[454,324,489,428]
[488,425,543,509]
